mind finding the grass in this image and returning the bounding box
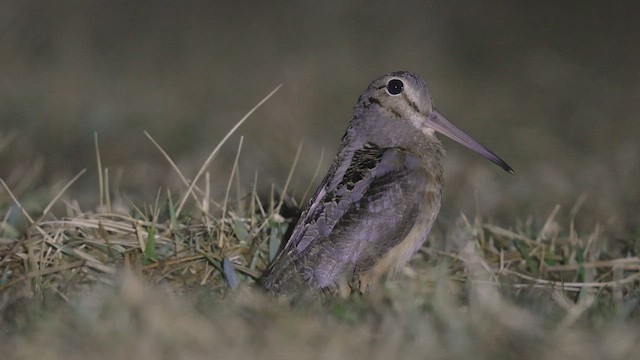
[1,90,640,359]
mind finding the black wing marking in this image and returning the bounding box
[287,142,383,253]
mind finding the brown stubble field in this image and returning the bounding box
[1,2,640,359]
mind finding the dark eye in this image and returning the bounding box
[386,79,404,95]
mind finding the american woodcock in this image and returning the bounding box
[260,71,513,294]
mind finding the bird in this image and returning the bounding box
[260,71,512,295]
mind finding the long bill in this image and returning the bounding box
[426,108,514,173]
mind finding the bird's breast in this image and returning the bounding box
[360,162,443,288]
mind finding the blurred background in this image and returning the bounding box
[0,1,638,236]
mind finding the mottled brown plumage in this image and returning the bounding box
[261,71,512,295]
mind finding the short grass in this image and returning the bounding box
[1,91,640,360]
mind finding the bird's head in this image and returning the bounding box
[353,71,513,173]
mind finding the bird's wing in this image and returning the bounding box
[284,141,390,254]
[279,142,427,271]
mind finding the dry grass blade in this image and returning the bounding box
[218,136,244,249]
[1,206,13,236]
[483,224,537,245]
[536,204,561,242]
[39,169,86,221]
[144,130,204,208]
[274,141,303,215]
[502,268,640,289]
[175,84,283,217]
[546,257,640,272]
[95,132,104,207]
[0,260,86,292]
[1,177,36,224]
